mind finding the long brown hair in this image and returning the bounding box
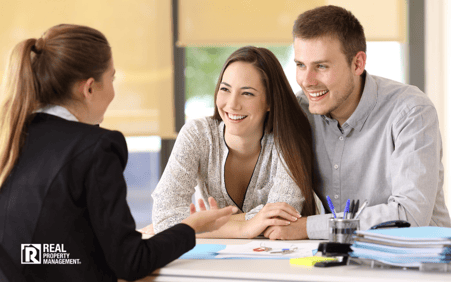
[212,46,317,216]
[0,24,111,188]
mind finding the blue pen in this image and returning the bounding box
[343,199,351,219]
[326,196,337,218]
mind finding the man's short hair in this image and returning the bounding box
[293,5,366,65]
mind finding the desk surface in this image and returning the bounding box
[132,238,450,282]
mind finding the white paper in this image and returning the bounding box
[215,241,318,259]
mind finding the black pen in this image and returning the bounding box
[348,200,355,219]
[352,200,359,219]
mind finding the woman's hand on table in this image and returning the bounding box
[263,216,308,240]
[240,202,301,239]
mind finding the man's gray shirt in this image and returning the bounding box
[298,72,451,239]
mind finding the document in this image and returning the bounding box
[215,241,318,259]
[179,241,318,260]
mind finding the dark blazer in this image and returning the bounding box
[0,113,195,282]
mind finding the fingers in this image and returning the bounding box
[267,202,301,217]
[263,226,286,240]
[197,198,207,211]
[264,218,291,227]
[192,197,231,214]
[264,217,308,240]
[263,226,275,239]
[182,205,238,234]
[208,197,218,210]
[265,210,299,222]
[261,203,300,221]
[189,203,196,215]
[208,206,239,230]
[205,206,238,231]
[139,224,155,236]
[215,205,239,217]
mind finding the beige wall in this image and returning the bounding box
[0,0,176,138]
[179,0,406,46]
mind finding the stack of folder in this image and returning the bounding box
[349,227,451,267]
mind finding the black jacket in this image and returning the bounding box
[0,113,195,281]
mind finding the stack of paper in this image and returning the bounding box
[350,227,451,267]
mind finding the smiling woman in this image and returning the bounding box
[216,61,270,208]
[184,46,293,121]
[152,46,318,240]
[216,61,269,141]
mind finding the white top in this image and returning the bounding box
[152,117,305,233]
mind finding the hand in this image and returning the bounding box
[138,223,155,236]
[263,216,308,240]
[182,197,239,234]
[189,197,217,214]
[240,202,301,239]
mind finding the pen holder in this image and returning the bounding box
[329,217,360,244]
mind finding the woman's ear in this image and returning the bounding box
[81,78,96,99]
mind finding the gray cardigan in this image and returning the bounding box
[152,117,305,233]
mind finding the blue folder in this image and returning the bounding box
[350,227,451,266]
[179,244,226,259]
[355,226,451,242]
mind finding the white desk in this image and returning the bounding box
[130,238,450,282]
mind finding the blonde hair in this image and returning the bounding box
[0,24,111,188]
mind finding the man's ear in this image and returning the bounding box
[353,51,366,76]
[81,78,96,99]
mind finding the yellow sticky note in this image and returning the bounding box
[290,256,336,266]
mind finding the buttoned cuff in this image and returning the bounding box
[306,213,333,239]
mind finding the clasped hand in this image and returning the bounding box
[240,202,301,239]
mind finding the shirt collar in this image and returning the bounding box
[35,105,79,122]
[344,71,378,132]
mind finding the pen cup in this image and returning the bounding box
[329,217,360,244]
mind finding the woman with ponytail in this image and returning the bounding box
[152,46,318,239]
[0,24,237,282]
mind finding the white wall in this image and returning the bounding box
[425,0,450,207]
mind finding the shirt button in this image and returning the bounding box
[334,164,339,169]
[339,136,344,141]
[334,195,339,199]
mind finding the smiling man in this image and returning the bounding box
[263,5,451,240]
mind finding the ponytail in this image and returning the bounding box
[0,39,38,188]
[0,24,111,189]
